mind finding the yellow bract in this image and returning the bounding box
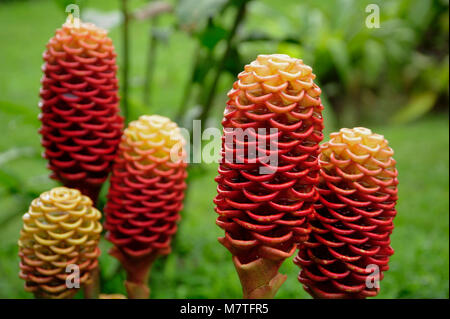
[320,127,396,182]
[122,115,186,163]
[238,54,316,103]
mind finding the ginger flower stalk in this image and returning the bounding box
[105,115,187,299]
[39,17,123,203]
[214,54,324,298]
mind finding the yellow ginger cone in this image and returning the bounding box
[18,187,102,299]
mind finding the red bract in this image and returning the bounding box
[39,18,123,202]
[105,115,187,298]
[214,54,324,298]
[294,128,398,298]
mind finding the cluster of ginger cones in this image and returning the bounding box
[17,16,398,299]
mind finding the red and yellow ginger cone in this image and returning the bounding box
[214,54,324,298]
[18,187,102,299]
[39,16,123,203]
[105,115,187,299]
[294,127,399,298]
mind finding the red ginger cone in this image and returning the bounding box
[294,127,398,298]
[214,54,324,298]
[18,187,102,299]
[105,115,187,298]
[39,17,123,203]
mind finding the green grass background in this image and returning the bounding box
[0,0,448,298]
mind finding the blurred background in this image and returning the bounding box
[0,0,448,298]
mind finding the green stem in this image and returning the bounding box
[175,45,201,122]
[109,246,161,299]
[199,0,248,123]
[121,0,130,122]
[143,16,159,107]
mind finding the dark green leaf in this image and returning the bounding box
[198,24,227,50]
[192,52,213,84]
[328,38,351,86]
[223,45,242,76]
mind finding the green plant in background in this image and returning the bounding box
[174,0,250,126]
[50,0,448,128]
[240,0,449,126]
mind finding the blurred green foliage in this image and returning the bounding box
[0,0,448,299]
[172,0,449,126]
[246,0,449,126]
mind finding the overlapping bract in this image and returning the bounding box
[105,115,187,258]
[214,54,324,264]
[295,128,398,298]
[39,18,123,201]
[18,187,102,299]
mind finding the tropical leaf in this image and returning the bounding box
[198,23,227,50]
[277,42,303,60]
[392,91,438,124]
[328,38,351,86]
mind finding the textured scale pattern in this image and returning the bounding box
[39,18,123,202]
[105,115,187,258]
[294,127,398,298]
[18,187,102,299]
[214,54,324,264]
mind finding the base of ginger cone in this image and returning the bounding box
[83,268,100,299]
[125,281,150,299]
[232,255,287,299]
[109,246,169,299]
[219,236,290,299]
